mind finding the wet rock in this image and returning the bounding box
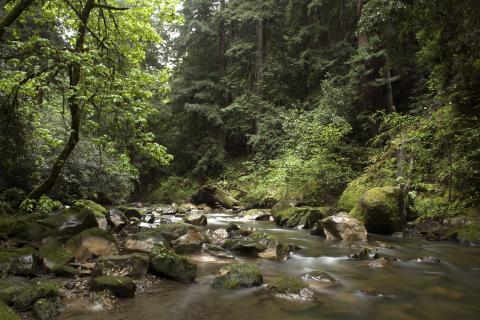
[41,206,98,238]
[106,208,127,229]
[184,213,207,226]
[302,271,339,286]
[39,245,74,267]
[204,244,234,259]
[33,297,63,320]
[197,203,212,213]
[193,185,239,209]
[415,256,441,264]
[66,228,119,261]
[225,223,240,234]
[241,209,271,221]
[51,264,77,278]
[212,263,263,289]
[0,302,20,320]
[272,207,335,229]
[369,257,390,268]
[149,245,197,283]
[275,243,291,261]
[322,213,368,242]
[350,187,404,234]
[350,247,379,260]
[310,223,326,237]
[93,254,149,279]
[223,231,276,256]
[0,247,43,276]
[123,208,143,220]
[89,275,136,298]
[123,230,169,254]
[205,228,229,245]
[171,230,207,254]
[73,200,107,218]
[267,277,318,302]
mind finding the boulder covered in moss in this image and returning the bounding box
[212,263,263,289]
[123,229,169,254]
[73,200,107,218]
[155,222,199,242]
[193,185,239,209]
[41,206,98,238]
[9,219,52,243]
[321,213,368,242]
[0,302,20,320]
[171,230,207,254]
[9,281,59,310]
[39,245,74,267]
[183,213,207,226]
[0,247,43,276]
[89,275,136,298]
[149,245,197,283]
[272,207,335,229]
[266,277,318,302]
[93,254,149,279]
[123,208,143,220]
[338,181,370,212]
[351,187,404,234]
[33,297,63,320]
[66,228,119,261]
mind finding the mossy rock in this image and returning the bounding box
[250,232,279,249]
[10,281,59,310]
[123,230,170,254]
[272,207,333,229]
[33,297,63,320]
[338,181,370,212]
[212,263,263,289]
[73,200,107,218]
[93,254,149,279]
[448,223,480,246]
[149,245,197,283]
[9,219,52,243]
[0,278,32,304]
[267,277,317,302]
[193,185,239,209]
[39,245,74,266]
[123,208,143,220]
[155,223,198,242]
[0,302,20,320]
[0,247,43,276]
[89,275,136,298]
[41,206,98,238]
[51,264,77,278]
[350,187,404,234]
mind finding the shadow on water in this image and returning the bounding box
[61,211,480,320]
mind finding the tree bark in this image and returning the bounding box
[384,59,395,113]
[28,0,95,199]
[0,0,35,40]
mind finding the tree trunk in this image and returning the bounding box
[0,0,35,40]
[384,58,395,113]
[253,7,264,133]
[28,0,95,199]
[216,0,226,150]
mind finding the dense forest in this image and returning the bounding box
[0,1,480,319]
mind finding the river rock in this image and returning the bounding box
[204,244,234,259]
[183,213,207,226]
[321,213,368,242]
[89,275,136,298]
[41,206,98,238]
[73,200,107,217]
[415,256,441,264]
[33,297,63,320]
[0,247,43,276]
[123,230,169,254]
[241,209,271,221]
[350,186,404,234]
[123,208,143,220]
[350,247,379,260]
[9,220,51,243]
[10,281,59,310]
[38,245,74,274]
[149,245,197,283]
[272,206,335,229]
[172,230,207,254]
[66,228,119,261]
[212,263,263,289]
[205,228,229,245]
[267,277,318,302]
[156,223,199,242]
[369,257,390,268]
[193,185,239,209]
[93,254,149,279]
[302,271,339,286]
[223,231,277,256]
[106,208,127,229]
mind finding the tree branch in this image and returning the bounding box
[0,0,35,40]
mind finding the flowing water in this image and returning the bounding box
[62,211,480,320]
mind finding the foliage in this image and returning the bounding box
[146,176,199,204]
[19,196,62,215]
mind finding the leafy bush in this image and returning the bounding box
[19,196,62,215]
[147,176,199,204]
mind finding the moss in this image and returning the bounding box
[10,281,59,310]
[250,232,278,249]
[149,245,197,283]
[0,302,20,320]
[40,206,98,238]
[51,264,77,278]
[338,180,371,212]
[212,263,263,289]
[33,298,61,320]
[0,247,36,275]
[448,223,480,245]
[350,187,403,234]
[272,207,330,229]
[89,276,136,298]
[268,277,308,295]
[39,245,74,265]
[73,200,107,217]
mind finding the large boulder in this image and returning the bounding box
[351,187,404,234]
[266,277,318,302]
[93,254,149,279]
[66,228,119,261]
[155,223,198,242]
[171,230,207,254]
[9,220,52,243]
[272,207,335,229]
[193,185,239,209]
[41,207,98,238]
[338,180,370,212]
[183,213,207,226]
[32,297,63,320]
[123,230,169,254]
[38,245,74,275]
[89,275,136,298]
[149,245,197,283]
[222,231,276,256]
[205,228,229,245]
[8,281,59,311]
[0,247,44,276]
[212,263,263,289]
[73,200,107,217]
[321,213,368,242]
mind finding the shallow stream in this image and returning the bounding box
[62,211,480,320]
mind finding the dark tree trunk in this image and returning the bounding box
[28,0,95,199]
[0,0,35,40]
